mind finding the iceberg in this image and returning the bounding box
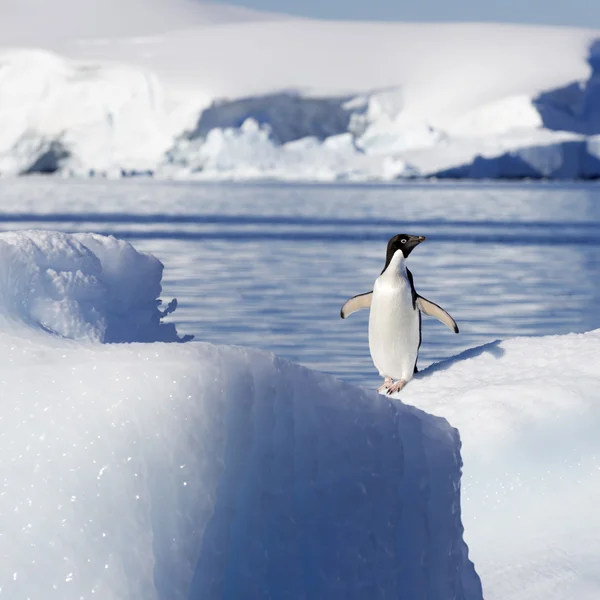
[1,229,599,599]
[400,335,600,600]
[0,230,481,599]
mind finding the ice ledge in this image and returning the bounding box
[398,331,600,600]
[0,231,481,599]
[0,333,481,599]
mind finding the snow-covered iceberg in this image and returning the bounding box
[401,334,600,600]
[0,230,481,599]
[3,0,600,180]
[2,230,600,598]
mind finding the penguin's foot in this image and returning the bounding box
[386,379,407,395]
[377,377,393,393]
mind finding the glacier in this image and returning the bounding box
[3,0,600,180]
[0,230,482,599]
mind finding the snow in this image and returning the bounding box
[0,0,283,44]
[0,230,481,599]
[398,332,600,600]
[2,0,600,179]
[0,230,185,342]
[1,227,600,598]
[165,119,410,181]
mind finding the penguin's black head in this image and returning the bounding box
[382,234,426,273]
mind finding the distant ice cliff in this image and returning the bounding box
[2,7,600,180]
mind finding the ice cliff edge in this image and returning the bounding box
[0,231,481,599]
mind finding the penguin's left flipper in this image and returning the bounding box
[416,296,459,333]
[340,291,372,319]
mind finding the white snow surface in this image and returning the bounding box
[0,230,481,599]
[398,333,600,600]
[0,230,184,342]
[2,229,600,599]
[2,0,600,179]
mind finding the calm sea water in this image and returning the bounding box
[1,179,600,389]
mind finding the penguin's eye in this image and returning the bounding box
[400,238,407,244]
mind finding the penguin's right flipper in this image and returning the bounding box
[416,296,459,333]
[340,291,372,319]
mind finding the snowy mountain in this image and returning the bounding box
[2,0,600,179]
[1,229,599,599]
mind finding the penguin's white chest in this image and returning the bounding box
[368,274,420,381]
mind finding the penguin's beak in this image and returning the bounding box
[406,235,426,251]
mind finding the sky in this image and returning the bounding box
[215,0,600,28]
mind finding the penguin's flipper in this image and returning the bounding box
[340,291,372,319]
[416,296,459,333]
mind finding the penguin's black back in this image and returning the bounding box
[407,268,422,372]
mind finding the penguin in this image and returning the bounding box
[340,234,458,394]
